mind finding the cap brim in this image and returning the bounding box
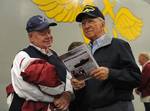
[76,13,97,22]
[34,22,57,31]
[49,22,57,26]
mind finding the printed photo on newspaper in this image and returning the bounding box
[60,44,99,80]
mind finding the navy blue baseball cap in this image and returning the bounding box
[76,5,105,22]
[26,15,57,33]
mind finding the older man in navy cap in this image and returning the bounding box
[70,5,141,111]
[6,15,73,111]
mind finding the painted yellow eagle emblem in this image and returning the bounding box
[32,0,94,22]
[102,0,143,41]
[32,0,143,41]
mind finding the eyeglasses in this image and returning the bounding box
[79,17,104,27]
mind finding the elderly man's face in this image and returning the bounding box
[138,55,145,66]
[81,17,105,41]
[29,28,53,49]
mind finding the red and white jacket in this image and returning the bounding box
[6,44,73,111]
[137,60,150,102]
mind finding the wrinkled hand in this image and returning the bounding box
[90,67,109,80]
[54,92,71,111]
[71,78,85,90]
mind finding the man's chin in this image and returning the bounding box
[85,35,95,40]
[42,45,51,49]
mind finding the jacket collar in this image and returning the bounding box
[29,43,53,56]
[143,60,150,69]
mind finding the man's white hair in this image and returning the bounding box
[139,52,150,60]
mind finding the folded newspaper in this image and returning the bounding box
[60,44,99,80]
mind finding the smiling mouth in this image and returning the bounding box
[44,41,50,43]
[86,30,93,33]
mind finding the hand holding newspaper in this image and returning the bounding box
[60,44,99,81]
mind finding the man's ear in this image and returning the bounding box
[102,21,105,27]
[28,32,32,38]
[28,32,34,43]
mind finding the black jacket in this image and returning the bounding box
[70,37,141,110]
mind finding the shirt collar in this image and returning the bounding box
[30,43,53,56]
[89,34,105,47]
[143,60,150,69]
[89,34,112,54]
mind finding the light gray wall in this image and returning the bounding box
[0,0,150,110]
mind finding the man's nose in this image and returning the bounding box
[46,33,52,38]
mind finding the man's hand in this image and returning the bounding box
[54,91,71,111]
[71,78,85,90]
[90,67,109,80]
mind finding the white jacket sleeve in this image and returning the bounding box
[11,51,54,102]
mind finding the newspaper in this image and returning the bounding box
[60,44,99,81]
